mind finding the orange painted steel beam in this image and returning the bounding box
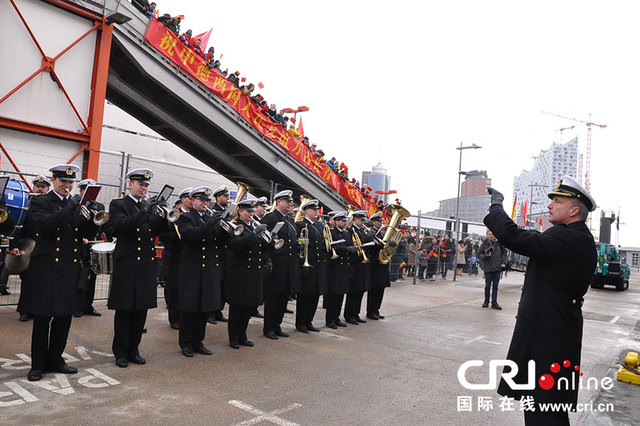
[0,117,89,143]
[67,144,87,164]
[41,0,103,21]
[84,22,113,180]
[0,141,33,192]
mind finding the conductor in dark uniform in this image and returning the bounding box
[344,210,372,325]
[175,186,223,357]
[160,186,192,330]
[208,185,231,324]
[21,164,97,381]
[107,168,168,368]
[366,212,390,320]
[226,199,266,348]
[72,178,104,317]
[261,190,299,339]
[294,199,327,333]
[485,176,597,426]
[324,211,355,329]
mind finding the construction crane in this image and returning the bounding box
[541,111,607,191]
[555,125,575,141]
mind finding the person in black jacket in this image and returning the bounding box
[324,211,354,328]
[20,164,97,381]
[261,190,299,340]
[344,210,372,325]
[226,199,266,348]
[366,212,391,320]
[485,176,597,426]
[107,168,168,368]
[477,230,508,310]
[295,199,328,333]
[175,186,223,357]
[208,185,231,324]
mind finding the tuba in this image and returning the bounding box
[345,205,359,228]
[218,182,251,235]
[377,204,411,264]
[0,208,8,224]
[294,194,312,222]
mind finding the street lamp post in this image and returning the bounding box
[453,142,482,281]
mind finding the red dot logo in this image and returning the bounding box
[550,363,560,373]
[563,360,571,368]
[574,365,580,371]
[539,374,555,390]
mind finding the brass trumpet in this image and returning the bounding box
[298,227,312,268]
[324,223,339,259]
[252,218,284,249]
[79,205,111,225]
[153,204,181,223]
[206,206,243,235]
[0,209,8,224]
[352,231,370,263]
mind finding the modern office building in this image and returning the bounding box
[460,170,491,197]
[362,162,391,203]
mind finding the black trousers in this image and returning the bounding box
[164,284,179,325]
[75,271,97,313]
[112,310,147,360]
[228,305,253,343]
[31,315,72,371]
[484,271,501,304]
[324,293,344,324]
[263,291,289,334]
[211,273,226,319]
[367,287,385,316]
[179,311,207,349]
[524,407,569,425]
[0,261,9,292]
[344,291,364,320]
[295,294,319,328]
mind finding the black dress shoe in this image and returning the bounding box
[142,328,147,333]
[251,311,264,318]
[115,358,128,368]
[73,312,82,318]
[229,341,240,349]
[306,324,320,332]
[284,308,294,314]
[346,318,359,325]
[325,322,338,329]
[0,289,11,295]
[207,317,218,324]
[366,314,379,320]
[239,339,254,347]
[83,308,101,317]
[19,314,31,322]
[193,344,212,355]
[128,355,146,364]
[55,364,78,374]
[377,314,385,319]
[335,320,347,327]
[274,329,289,337]
[170,322,180,330]
[264,331,279,340]
[181,347,194,357]
[215,313,229,322]
[491,303,502,310]
[482,301,489,308]
[356,317,367,323]
[27,369,42,381]
[296,326,309,333]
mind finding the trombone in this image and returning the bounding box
[298,227,312,268]
[252,218,284,249]
[206,206,243,235]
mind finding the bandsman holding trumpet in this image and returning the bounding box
[344,210,372,325]
[294,199,327,333]
[324,211,356,329]
[366,212,391,320]
[72,178,104,318]
[208,185,231,324]
[261,190,299,340]
[107,168,169,368]
[175,186,224,357]
[21,164,98,381]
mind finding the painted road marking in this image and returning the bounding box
[448,334,502,346]
[0,347,112,371]
[228,400,302,426]
[610,315,620,324]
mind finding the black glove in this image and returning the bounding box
[147,195,159,204]
[67,197,79,209]
[209,210,223,222]
[386,240,398,248]
[487,187,504,207]
[254,223,268,235]
[347,246,359,255]
[86,200,99,211]
[156,199,169,208]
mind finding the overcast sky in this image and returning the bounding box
[151,1,639,246]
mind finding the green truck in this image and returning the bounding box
[591,243,630,291]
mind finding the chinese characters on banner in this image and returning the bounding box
[146,19,376,211]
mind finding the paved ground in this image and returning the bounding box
[0,271,638,425]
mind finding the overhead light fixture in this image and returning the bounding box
[105,11,132,25]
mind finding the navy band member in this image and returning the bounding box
[208,185,230,324]
[344,210,372,325]
[324,211,355,328]
[176,186,223,357]
[160,186,192,330]
[226,199,266,348]
[72,178,104,318]
[21,164,97,381]
[261,190,299,339]
[250,196,270,319]
[294,199,327,333]
[31,175,51,195]
[107,168,168,368]
[366,212,390,320]
[485,176,597,426]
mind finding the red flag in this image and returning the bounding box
[298,116,305,139]
[522,199,528,227]
[258,82,264,89]
[192,28,212,50]
[240,77,246,83]
[290,117,296,124]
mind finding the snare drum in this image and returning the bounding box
[90,242,115,274]
[4,179,29,226]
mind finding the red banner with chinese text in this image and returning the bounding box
[145,19,377,212]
